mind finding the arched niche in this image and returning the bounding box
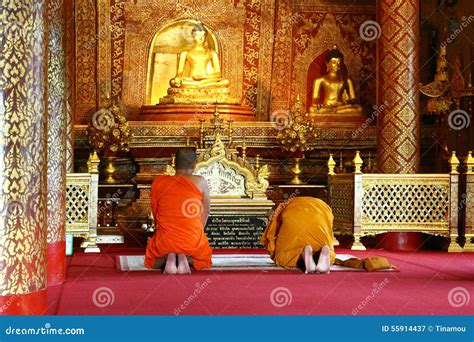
[145,19,220,105]
[305,49,349,111]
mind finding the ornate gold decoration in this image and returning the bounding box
[86,100,132,156]
[156,21,237,105]
[291,11,375,111]
[309,45,363,114]
[86,100,130,184]
[166,115,270,198]
[97,0,112,107]
[168,136,269,198]
[361,177,449,230]
[277,97,318,184]
[244,0,275,118]
[277,97,318,152]
[327,153,336,175]
[328,165,462,251]
[65,0,75,173]
[466,151,474,174]
[122,0,246,113]
[66,153,100,253]
[111,0,126,102]
[47,0,67,246]
[0,1,48,296]
[87,151,100,174]
[377,0,419,173]
[288,158,304,185]
[464,151,474,252]
[75,0,97,123]
[420,41,452,114]
[353,151,363,174]
[103,157,118,184]
[270,0,293,113]
[74,120,377,150]
[448,151,460,175]
[145,118,274,232]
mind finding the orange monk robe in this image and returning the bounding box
[260,197,336,269]
[144,175,212,270]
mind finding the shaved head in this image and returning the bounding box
[175,148,197,170]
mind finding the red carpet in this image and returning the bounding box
[47,247,474,315]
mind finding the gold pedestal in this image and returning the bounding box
[159,86,240,105]
[311,110,367,129]
[103,156,118,184]
[139,103,255,122]
[463,235,474,252]
[288,157,305,185]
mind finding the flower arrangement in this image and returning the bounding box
[277,97,318,153]
[86,100,132,156]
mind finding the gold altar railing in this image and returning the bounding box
[328,151,463,252]
[66,152,100,253]
[464,152,474,252]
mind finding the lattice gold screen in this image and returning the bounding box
[361,177,450,232]
[66,176,92,235]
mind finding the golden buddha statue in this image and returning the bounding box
[310,47,363,114]
[159,23,239,105]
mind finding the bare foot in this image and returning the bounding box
[177,254,191,274]
[163,253,177,274]
[315,245,331,274]
[302,245,316,274]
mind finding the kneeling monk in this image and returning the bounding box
[145,148,212,274]
[260,197,335,274]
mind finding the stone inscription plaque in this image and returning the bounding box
[205,215,268,248]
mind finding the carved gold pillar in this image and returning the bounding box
[376,0,420,173]
[47,0,67,286]
[269,0,293,115]
[97,0,111,107]
[0,1,49,314]
[65,0,75,173]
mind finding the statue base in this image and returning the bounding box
[139,103,256,121]
[159,86,241,105]
[311,111,368,128]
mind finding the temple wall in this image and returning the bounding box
[72,0,377,124]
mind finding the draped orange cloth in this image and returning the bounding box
[144,175,212,270]
[260,197,336,269]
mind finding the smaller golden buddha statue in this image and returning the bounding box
[160,23,239,105]
[310,47,363,114]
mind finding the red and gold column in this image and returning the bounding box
[65,0,75,173]
[0,1,49,314]
[377,0,420,173]
[47,0,67,286]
